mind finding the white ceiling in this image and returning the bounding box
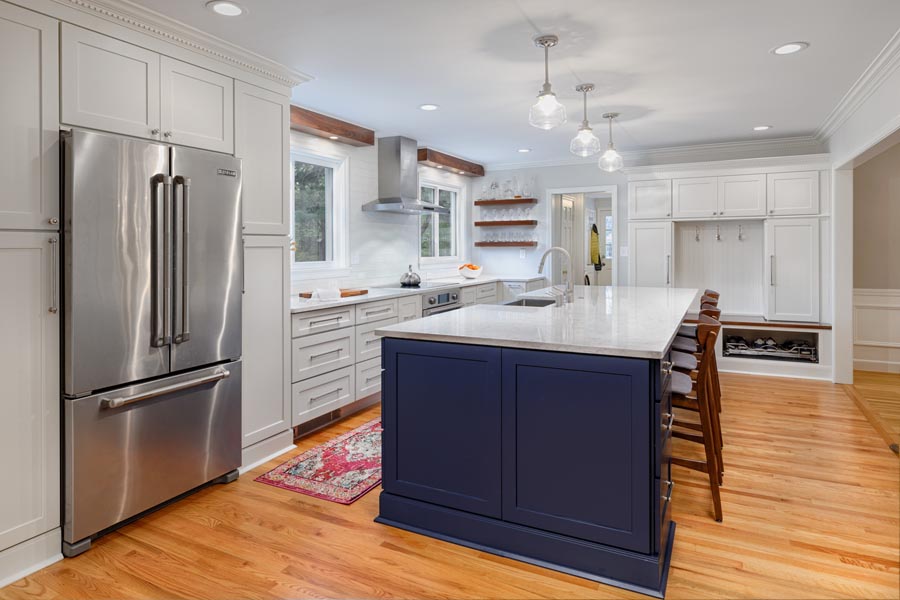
[130,0,900,167]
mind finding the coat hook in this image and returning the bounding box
[715,225,721,241]
[695,226,700,242]
[738,224,744,241]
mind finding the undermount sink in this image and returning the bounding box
[503,298,558,307]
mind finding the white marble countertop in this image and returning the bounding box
[289,274,545,314]
[375,285,699,359]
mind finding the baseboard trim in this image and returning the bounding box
[240,430,295,474]
[0,529,62,590]
[853,359,900,374]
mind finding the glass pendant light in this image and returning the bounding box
[598,112,624,172]
[528,35,567,130]
[569,83,601,157]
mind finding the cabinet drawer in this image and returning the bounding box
[291,327,355,382]
[291,306,354,338]
[356,316,398,363]
[292,366,354,426]
[460,287,477,306]
[356,299,399,325]
[655,476,674,555]
[356,357,383,399]
[398,295,421,322]
[475,283,497,299]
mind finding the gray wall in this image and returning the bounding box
[853,141,900,289]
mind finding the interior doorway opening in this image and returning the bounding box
[548,185,618,287]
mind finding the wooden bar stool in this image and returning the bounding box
[669,317,723,522]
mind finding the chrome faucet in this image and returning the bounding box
[537,246,573,306]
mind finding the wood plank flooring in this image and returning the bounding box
[845,370,900,453]
[2,373,898,599]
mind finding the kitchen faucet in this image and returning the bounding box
[537,246,573,306]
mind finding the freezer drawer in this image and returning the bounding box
[64,360,241,545]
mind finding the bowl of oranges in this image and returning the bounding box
[458,263,483,279]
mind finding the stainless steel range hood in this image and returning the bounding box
[362,136,449,215]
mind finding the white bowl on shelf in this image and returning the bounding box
[458,266,483,279]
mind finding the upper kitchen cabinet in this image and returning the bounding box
[0,3,59,230]
[160,57,233,153]
[672,177,718,218]
[235,82,290,235]
[718,174,766,217]
[62,24,234,153]
[766,171,820,216]
[627,180,672,219]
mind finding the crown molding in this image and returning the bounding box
[622,153,831,180]
[52,0,311,88]
[816,27,900,142]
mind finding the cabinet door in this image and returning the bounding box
[61,24,160,140]
[0,232,60,551]
[235,81,290,235]
[628,221,672,287]
[0,4,59,230]
[501,281,526,303]
[767,171,820,216]
[460,286,476,306]
[627,180,672,219]
[160,57,234,153]
[672,177,718,219]
[765,219,820,322]
[241,236,291,448]
[382,339,502,518]
[501,348,651,553]
[398,295,422,322]
[718,174,766,217]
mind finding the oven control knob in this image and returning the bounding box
[451,293,458,301]
[428,297,437,305]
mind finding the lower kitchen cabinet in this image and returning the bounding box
[355,357,383,399]
[0,231,60,552]
[398,294,422,322]
[628,220,673,287]
[292,366,355,425]
[241,235,291,449]
[764,218,820,322]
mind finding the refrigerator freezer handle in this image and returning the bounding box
[100,368,230,409]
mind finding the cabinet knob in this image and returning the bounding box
[769,209,774,214]
[163,131,173,138]
[712,211,717,215]
[666,212,671,217]
[151,128,160,135]
[48,218,58,225]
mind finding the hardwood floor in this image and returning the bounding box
[845,370,900,453]
[2,373,898,599]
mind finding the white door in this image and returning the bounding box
[765,218,820,322]
[160,57,234,153]
[0,3,59,230]
[767,171,820,216]
[0,232,60,551]
[718,174,766,217]
[61,24,160,140]
[235,81,290,235]
[628,221,673,287]
[672,177,718,219]
[627,180,672,219]
[241,235,291,448]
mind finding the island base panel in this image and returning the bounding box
[377,492,674,598]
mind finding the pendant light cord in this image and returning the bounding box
[608,116,614,147]
[544,45,550,85]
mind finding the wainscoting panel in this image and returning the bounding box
[854,289,900,373]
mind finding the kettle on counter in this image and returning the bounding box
[400,264,421,287]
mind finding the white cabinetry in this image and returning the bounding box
[241,236,291,449]
[475,282,498,304]
[0,3,58,231]
[460,286,477,306]
[718,174,766,217]
[672,177,718,218]
[398,294,422,321]
[0,232,59,552]
[767,171,820,216]
[234,81,290,235]
[765,219,820,322]
[628,221,673,287]
[627,180,672,219]
[61,24,234,153]
[501,281,526,303]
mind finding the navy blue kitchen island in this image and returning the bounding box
[374,286,697,598]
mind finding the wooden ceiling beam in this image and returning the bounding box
[289,105,375,147]
[417,148,485,177]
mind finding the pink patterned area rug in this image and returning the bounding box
[255,418,382,504]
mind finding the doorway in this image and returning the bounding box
[547,185,618,287]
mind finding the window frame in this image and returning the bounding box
[289,148,349,276]
[418,180,461,264]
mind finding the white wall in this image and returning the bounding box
[853,140,900,289]
[472,164,627,283]
[289,132,471,293]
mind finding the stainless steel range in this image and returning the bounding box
[422,287,462,317]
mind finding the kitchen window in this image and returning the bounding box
[291,149,348,272]
[419,183,459,261]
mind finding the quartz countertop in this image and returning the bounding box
[375,285,699,359]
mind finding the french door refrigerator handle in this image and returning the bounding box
[100,368,231,409]
[173,176,191,343]
[151,174,173,347]
[48,237,59,313]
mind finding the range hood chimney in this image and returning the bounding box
[362,136,450,215]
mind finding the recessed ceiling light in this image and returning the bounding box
[206,1,244,16]
[772,42,809,55]
[753,125,772,131]
[517,148,532,153]
[328,135,339,140]
[419,104,439,111]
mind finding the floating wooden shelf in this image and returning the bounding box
[474,220,538,227]
[474,198,538,206]
[474,241,538,247]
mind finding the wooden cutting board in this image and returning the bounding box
[298,288,368,299]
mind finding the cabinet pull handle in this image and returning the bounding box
[309,347,342,360]
[661,480,674,502]
[48,238,59,314]
[770,255,775,286]
[366,307,392,316]
[665,254,671,285]
[365,374,381,382]
[662,361,673,375]
[310,316,342,326]
[310,387,342,403]
[365,337,380,346]
[662,412,674,431]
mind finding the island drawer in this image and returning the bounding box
[655,475,674,555]
[292,327,355,383]
[356,316,398,363]
[291,306,355,338]
[654,352,673,402]
[356,299,399,325]
[292,366,355,425]
[656,381,673,478]
[356,357,383,399]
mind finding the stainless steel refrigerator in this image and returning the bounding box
[61,129,243,557]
